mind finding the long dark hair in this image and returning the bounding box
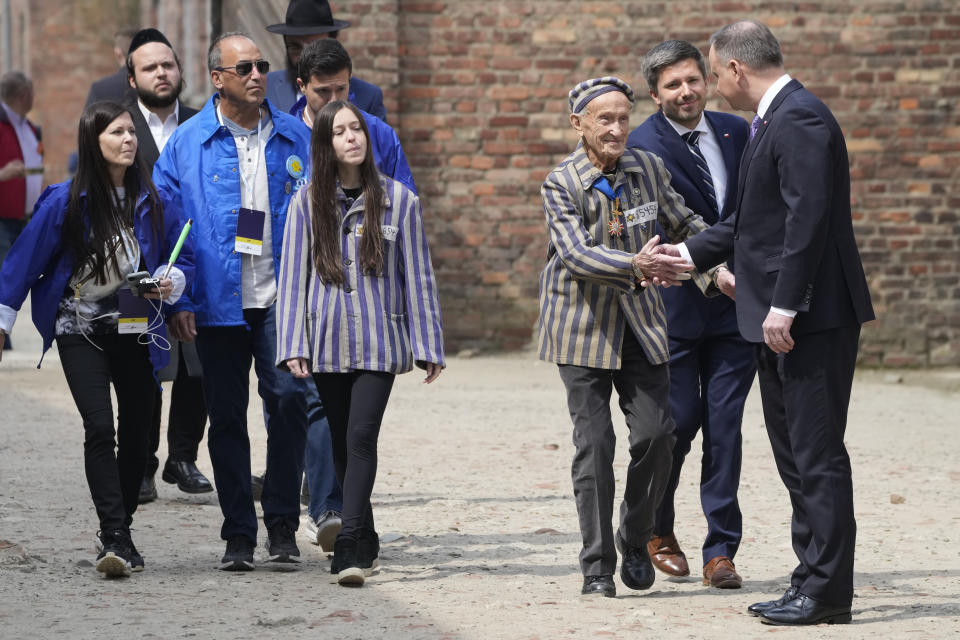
[62,101,163,284]
[309,100,385,284]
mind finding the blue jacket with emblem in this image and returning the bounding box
[152,94,311,327]
[0,180,194,371]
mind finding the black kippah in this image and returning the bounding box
[128,28,172,55]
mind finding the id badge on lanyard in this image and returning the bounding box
[117,288,154,334]
[236,207,266,255]
[220,103,267,256]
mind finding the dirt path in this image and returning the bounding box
[1,317,958,639]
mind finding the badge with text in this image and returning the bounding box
[624,202,658,228]
[235,207,266,255]
[381,225,399,242]
[117,288,154,334]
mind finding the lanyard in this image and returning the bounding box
[217,103,263,205]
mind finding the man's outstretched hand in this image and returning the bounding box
[632,236,694,288]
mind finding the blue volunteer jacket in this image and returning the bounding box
[0,180,194,371]
[152,94,312,327]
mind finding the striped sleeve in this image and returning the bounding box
[542,170,636,293]
[275,188,312,368]
[398,188,445,369]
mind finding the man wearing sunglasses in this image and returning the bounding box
[153,32,312,572]
[264,0,386,119]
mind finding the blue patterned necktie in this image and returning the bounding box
[749,114,762,140]
[681,131,718,216]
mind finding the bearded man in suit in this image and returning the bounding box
[123,28,212,502]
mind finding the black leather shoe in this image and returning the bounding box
[581,574,616,597]
[760,593,852,626]
[748,585,799,616]
[138,475,158,503]
[616,532,655,590]
[161,460,213,493]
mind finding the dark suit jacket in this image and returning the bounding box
[628,110,748,339]
[265,69,386,120]
[85,68,135,107]
[126,100,199,171]
[684,79,874,343]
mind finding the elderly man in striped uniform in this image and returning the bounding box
[539,77,722,598]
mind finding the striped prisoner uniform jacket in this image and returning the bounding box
[276,175,445,373]
[538,146,716,369]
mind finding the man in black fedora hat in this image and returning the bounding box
[265,0,386,119]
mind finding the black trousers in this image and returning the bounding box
[146,341,207,475]
[557,329,676,577]
[57,333,156,532]
[756,325,860,607]
[312,370,395,541]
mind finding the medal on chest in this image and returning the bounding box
[608,196,624,237]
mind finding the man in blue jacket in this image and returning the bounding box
[627,40,756,589]
[264,0,386,119]
[153,32,311,571]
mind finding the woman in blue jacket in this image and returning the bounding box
[0,101,193,578]
[277,101,444,586]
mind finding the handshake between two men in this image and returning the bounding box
[631,235,737,300]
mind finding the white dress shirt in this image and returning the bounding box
[1,101,43,215]
[664,114,729,212]
[219,106,277,310]
[136,99,180,154]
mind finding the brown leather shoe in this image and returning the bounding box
[703,556,742,589]
[646,533,690,577]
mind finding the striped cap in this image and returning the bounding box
[568,77,635,114]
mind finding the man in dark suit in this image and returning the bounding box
[264,0,386,119]
[123,28,212,502]
[627,40,756,590]
[666,20,874,625]
[84,28,139,107]
[71,28,140,175]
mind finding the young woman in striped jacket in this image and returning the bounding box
[276,100,444,586]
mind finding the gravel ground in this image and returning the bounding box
[1,304,958,639]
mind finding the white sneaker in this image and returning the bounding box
[302,511,342,552]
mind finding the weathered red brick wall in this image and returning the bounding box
[336,1,960,365]
[26,1,960,365]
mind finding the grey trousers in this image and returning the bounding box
[558,330,676,577]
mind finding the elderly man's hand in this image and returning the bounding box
[632,236,694,288]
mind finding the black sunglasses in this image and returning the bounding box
[215,60,270,77]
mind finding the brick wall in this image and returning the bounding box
[24,0,960,365]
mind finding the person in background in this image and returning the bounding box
[122,27,212,503]
[627,39,755,590]
[276,100,444,586]
[85,28,139,107]
[0,71,43,352]
[0,100,193,577]
[265,0,386,119]
[68,28,139,176]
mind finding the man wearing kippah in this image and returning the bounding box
[122,28,213,506]
[538,77,720,597]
